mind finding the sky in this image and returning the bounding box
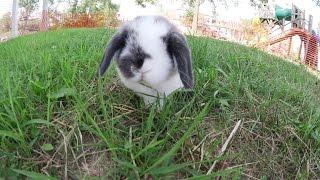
[0,0,319,29]
[0,0,12,17]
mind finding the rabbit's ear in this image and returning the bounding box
[164,31,194,88]
[97,30,128,76]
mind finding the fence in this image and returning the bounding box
[0,1,120,42]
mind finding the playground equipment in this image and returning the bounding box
[275,5,291,21]
[268,28,318,69]
[259,4,311,31]
[258,3,319,70]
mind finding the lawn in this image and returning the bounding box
[0,28,319,179]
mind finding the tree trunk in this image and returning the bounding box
[24,14,28,33]
[11,0,19,38]
[191,0,201,33]
[40,0,49,31]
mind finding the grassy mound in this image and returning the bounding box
[0,28,319,179]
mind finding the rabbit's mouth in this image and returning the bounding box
[138,71,153,89]
[138,69,151,81]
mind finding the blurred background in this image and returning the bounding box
[0,0,320,69]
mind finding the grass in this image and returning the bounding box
[0,28,319,179]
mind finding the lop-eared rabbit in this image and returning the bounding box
[97,15,193,107]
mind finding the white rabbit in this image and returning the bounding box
[97,15,193,107]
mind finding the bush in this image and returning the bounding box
[63,13,105,28]
[20,18,40,33]
[239,18,269,45]
[49,11,119,30]
[104,9,120,28]
[0,13,11,33]
[181,8,193,27]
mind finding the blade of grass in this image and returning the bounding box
[0,130,23,142]
[11,169,57,180]
[145,102,211,173]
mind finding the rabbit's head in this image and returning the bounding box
[97,15,193,89]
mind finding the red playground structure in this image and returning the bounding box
[268,28,318,70]
[258,3,319,70]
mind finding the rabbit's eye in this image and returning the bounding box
[135,58,144,69]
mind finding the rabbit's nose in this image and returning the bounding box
[142,69,151,74]
[138,69,151,81]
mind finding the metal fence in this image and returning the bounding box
[1,0,46,41]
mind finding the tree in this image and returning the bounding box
[19,0,40,31]
[249,0,268,8]
[19,0,54,31]
[191,0,203,32]
[184,0,231,33]
[69,0,78,13]
[313,0,320,6]
[19,0,40,20]
[63,0,120,28]
[135,0,157,7]
[40,0,49,31]
[135,0,235,33]
[68,0,119,13]
[12,0,19,37]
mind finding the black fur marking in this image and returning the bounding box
[163,31,194,88]
[117,56,134,78]
[97,29,128,76]
[130,46,151,68]
[97,24,152,79]
[117,45,151,78]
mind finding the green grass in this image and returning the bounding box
[0,28,319,179]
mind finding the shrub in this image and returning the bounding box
[49,11,119,30]
[104,9,120,28]
[20,18,40,33]
[181,8,193,27]
[0,12,11,33]
[239,18,269,45]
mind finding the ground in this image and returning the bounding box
[0,28,319,179]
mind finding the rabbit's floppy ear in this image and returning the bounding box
[97,30,128,76]
[164,31,194,89]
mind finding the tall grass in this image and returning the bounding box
[0,28,319,179]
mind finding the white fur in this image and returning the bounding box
[117,16,184,107]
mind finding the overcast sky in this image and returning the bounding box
[0,0,12,16]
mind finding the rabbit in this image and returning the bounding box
[96,15,194,107]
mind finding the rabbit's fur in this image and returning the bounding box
[97,15,193,107]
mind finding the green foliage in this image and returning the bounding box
[184,0,197,8]
[48,87,76,99]
[68,0,119,13]
[69,0,78,13]
[135,0,157,7]
[41,143,54,151]
[11,169,57,180]
[19,0,40,13]
[182,8,194,27]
